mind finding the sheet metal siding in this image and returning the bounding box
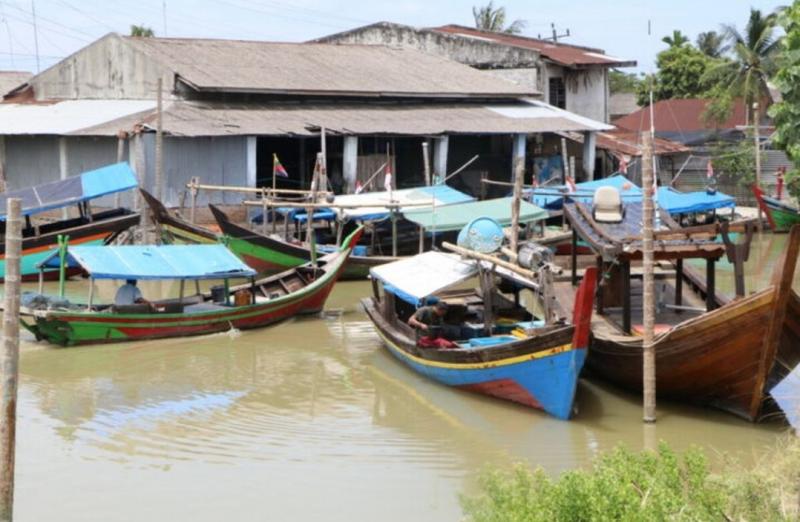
[143,136,248,206]
[31,34,173,101]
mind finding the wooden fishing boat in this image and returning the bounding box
[140,189,218,244]
[752,185,800,232]
[557,200,800,421]
[209,204,395,280]
[362,250,597,420]
[18,228,362,347]
[0,163,140,282]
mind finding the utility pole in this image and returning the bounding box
[538,23,570,42]
[0,198,22,522]
[642,133,656,423]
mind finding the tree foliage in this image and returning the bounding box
[637,45,717,105]
[696,30,727,58]
[472,2,526,34]
[769,2,800,201]
[662,29,690,48]
[708,137,759,188]
[609,70,641,94]
[130,25,155,37]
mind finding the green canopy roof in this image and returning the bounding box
[403,197,548,232]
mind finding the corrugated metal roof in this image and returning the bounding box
[0,99,157,135]
[613,98,750,134]
[123,36,534,98]
[0,71,31,97]
[560,129,689,157]
[76,99,612,137]
[432,25,636,68]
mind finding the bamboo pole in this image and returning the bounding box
[189,176,198,225]
[242,199,436,210]
[442,241,538,281]
[510,156,524,254]
[754,102,763,227]
[642,132,656,423]
[307,154,321,267]
[0,198,21,522]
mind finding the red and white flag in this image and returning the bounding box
[565,176,577,193]
[706,159,714,178]
[273,153,289,178]
[355,180,364,194]
[619,155,629,174]
[383,164,393,192]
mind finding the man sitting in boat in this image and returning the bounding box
[408,301,457,348]
[115,279,147,306]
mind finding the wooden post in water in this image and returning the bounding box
[510,156,524,255]
[307,154,321,267]
[0,198,21,522]
[642,132,657,423]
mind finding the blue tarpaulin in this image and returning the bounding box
[0,162,138,220]
[656,187,736,215]
[38,245,256,280]
[527,175,642,210]
[528,174,735,215]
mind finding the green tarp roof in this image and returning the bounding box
[402,197,548,232]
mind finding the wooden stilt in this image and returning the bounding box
[622,260,631,334]
[674,258,683,312]
[571,228,578,286]
[510,156,524,255]
[642,132,656,423]
[0,198,21,522]
[706,258,716,312]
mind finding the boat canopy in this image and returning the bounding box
[403,197,548,232]
[38,244,256,280]
[332,185,474,221]
[529,174,735,215]
[0,162,138,220]
[370,251,477,306]
[528,174,641,210]
[656,187,735,215]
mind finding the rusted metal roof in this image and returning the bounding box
[75,99,612,137]
[123,36,534,98]
[613,98,750,134]
[0,71,31,97]
[432,25,636,68]
[562,129,689,157]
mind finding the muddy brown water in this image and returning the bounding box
[9,233,798,521]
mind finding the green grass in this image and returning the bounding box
[461,437,800,521]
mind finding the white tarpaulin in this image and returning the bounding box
[370,251,477,305]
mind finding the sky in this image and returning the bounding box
[0,0,788,74]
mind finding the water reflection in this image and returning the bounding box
[12,255,793,521]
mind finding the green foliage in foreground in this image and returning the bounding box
[461,439,800,522]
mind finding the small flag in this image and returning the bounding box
[384,164,393,192]
[566,176,577,193]
[273,153,289,178]
[619,155,629,174]
[355,180,364,194]
[706,159,714,179]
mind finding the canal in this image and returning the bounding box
[10,232,798,521]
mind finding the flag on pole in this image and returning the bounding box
[355,180,364,194]
[383,164,393,192]
[706,159,714,178]
[619,155,629,174]
[565,176,577,193]
[273,153,289,178]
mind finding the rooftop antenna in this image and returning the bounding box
[30,0,39,72]
[538,23,570,42]
[162,0,167,36]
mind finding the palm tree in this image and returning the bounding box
[711,8,781,124]
[472,2,526,34]
[661,30,690,48]
[696,31,726,58]
[130,25,155,37]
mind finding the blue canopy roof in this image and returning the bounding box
[38,245,256,280]
[528,175,642,210]
[0,162,138,220]
[656,187,735,215]
[528,174,735,215]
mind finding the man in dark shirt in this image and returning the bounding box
[408,301,456,348]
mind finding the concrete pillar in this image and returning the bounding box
[433,136,449,181]
[583,131,597,181]
[512,133,526,179]
[0,136,6,192]
[246,136,257,188]
[58,137,69,218]
[343,136,358,193]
